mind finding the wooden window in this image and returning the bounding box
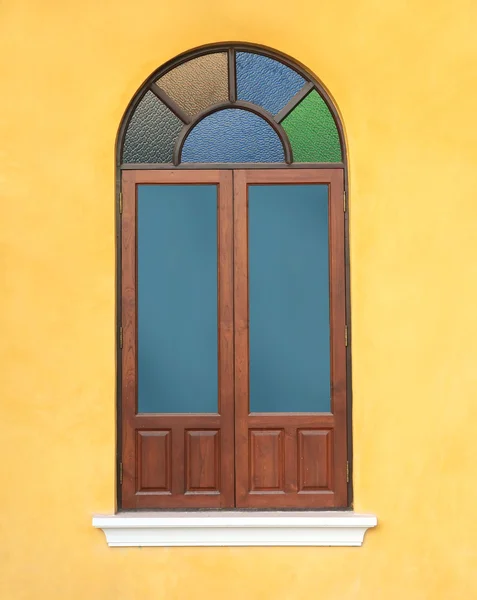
[120,168,348,509]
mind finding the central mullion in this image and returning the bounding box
[216,172,235,507]
[233,171,250,505]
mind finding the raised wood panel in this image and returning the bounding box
[249,430,285,492]
[136,430,171,493]
[298,429,333,492]
[185,430,220,493]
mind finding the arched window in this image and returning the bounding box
[118,43,350,510]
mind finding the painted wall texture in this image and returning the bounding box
[1,0,477,598]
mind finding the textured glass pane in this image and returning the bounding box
[249,184,330,413]
[122,91,183,163]
[236,52,306,115]
[182,109,284,163]
[156,53,228,118]
[282,90,342,162]
[137,185,218,413]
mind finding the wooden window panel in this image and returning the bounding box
[121,170,235,509]
[233,169,347,509]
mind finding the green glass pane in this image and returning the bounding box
[282,90,342,162]
[157,53,228,118]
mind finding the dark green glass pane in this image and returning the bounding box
[282,90,342,162]
[122,91,183,163]
[137,184,218,413]
[157,53,228,118]
[249,184,331,413]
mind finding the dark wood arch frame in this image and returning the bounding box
[116,42,348,169]
[115,42,353,510]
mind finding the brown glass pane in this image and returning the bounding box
[156,53,228,118]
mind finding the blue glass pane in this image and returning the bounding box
[236,52,306,115]
[181,109,284,163]
[137,185,218,413]
[249,184,330,413]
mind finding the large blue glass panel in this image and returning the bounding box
[137,185,218,413]
[236,52,306,115]
[181,109,284,163]
[249,184,330,413]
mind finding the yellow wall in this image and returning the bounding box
[1,0,477,598]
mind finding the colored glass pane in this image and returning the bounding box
[137,184,218,414]
[282,90,342,162]
[248,184,331,413]
[156,53,228,118]
[181,108,284,163]
[122,91,182,163]
[236,52,306,115]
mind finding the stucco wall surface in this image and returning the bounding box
[1,1,477,598]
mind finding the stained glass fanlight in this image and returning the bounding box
[121,46,344,165]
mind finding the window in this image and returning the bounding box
[118,44,350,510]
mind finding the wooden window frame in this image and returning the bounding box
[119,168,348,510]
[121,170,235,509]
[233,169,347,508]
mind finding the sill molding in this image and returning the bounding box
[93,511,377,547]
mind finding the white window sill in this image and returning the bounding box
[93,511,377,547]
